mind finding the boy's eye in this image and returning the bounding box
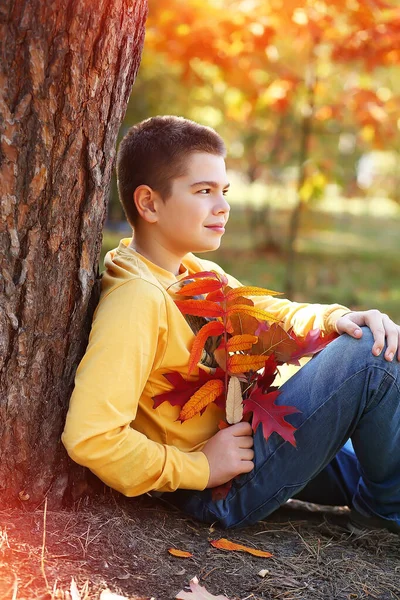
[198,189,211,194]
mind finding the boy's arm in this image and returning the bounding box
[62,279,210,497]
[198,260,349,336]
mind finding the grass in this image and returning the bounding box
[101,204,400,323]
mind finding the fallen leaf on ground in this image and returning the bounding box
[176,576,230,599]
[210,538,273,558]
[168,548,193,558]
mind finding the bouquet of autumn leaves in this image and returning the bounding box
[153,270,336,483]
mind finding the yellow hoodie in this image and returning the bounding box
[62,238,349,497]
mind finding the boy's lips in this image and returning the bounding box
[205,223,225,233]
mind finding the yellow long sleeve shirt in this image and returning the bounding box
[62,238,349,497]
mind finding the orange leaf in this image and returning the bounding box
[168,548,193,558]
[226,334,258,352]
[226,305,281,323]
[226,286,281,300]
[175,299,224,318]
[210,538,273,558]
[179,379,224,421]
[188,320,225,374]
[177,278,223,296]
[228,354,267,374]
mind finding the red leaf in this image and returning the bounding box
[175,299,224,318]
[243,388,300,447]
[177,278,224,296]
[179,271,221,281]
[211,479,233,502]
[188,320,225,374]
[256,355,278,392]
[252,322,300,364]
[206,289,226,302]
[289,328,338,363]
[152,369,225,410]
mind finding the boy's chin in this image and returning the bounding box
[193,241,222,254]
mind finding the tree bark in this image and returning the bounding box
[0,0,147,507]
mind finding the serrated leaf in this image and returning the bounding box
[226,286,281,300]
[206,289,225,302]
[228,354,267,374]
[188,320,225,374]
[210,538,273,558]
[176,576,230,600]
[168,548,193,558]
[226,304,281,323]
[175,299,224,318]
[244,388,300,447]
[226,334,258,352]
[176,278,223,296]
[152,369,225,410]
[179,379,224,421]
[225,376,243,424]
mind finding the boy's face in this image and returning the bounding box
[153,152,230,257]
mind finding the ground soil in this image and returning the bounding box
[1,494,399,600]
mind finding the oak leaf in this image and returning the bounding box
[210,538,273,558]
[244,388,300,447]
[211,479,233,502]
[252,322,299,363]
[289,328,338,363]
[176,576,230,600]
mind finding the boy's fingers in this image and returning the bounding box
[240,448,254,461]
[238,436,254,449]
[231,421,253,436]
[381,315,400,361]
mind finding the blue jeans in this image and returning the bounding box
[168,328,400,528]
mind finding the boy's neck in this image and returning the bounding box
[128,232,184,276]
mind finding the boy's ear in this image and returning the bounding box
[133,185,160,224]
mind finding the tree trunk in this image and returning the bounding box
[284,60,317,298]
[0,0,147,508]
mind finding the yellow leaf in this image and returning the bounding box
[225,376,243,425]
[210,538,273,558]
[179,380,224,421]
[226,305,280,323]
[228,354,267,374]
[226,334,258,352]
[226,286,281,300]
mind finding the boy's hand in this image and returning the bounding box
[202,422,254,488]
[336,310,400,362]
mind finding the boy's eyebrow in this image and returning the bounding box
[190,181,230,189]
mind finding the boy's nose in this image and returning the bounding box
[214,195,230,215]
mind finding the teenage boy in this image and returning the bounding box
[62,116,400,533]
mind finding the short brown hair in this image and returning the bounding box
[116,115,226,227]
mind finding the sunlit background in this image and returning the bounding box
[103,0,400,320]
